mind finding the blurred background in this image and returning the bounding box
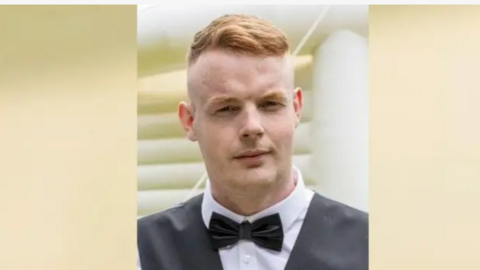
[136,4,369,219]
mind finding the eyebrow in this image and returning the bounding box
[205,96,240,108]
[205,90,287,108]
[260,91,288,102]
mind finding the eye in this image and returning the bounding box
[261,101,282,109]
[217,106,238,113]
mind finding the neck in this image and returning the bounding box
[210,169,296,216]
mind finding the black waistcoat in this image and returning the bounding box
[138,192,368,270]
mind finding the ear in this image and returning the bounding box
[178,101,197,141]
[293,87,303,127]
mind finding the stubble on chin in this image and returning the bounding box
[227,167,277,191]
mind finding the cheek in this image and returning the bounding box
[198,124,234,155]
[266,121,296,149]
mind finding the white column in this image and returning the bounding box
[310,30,369,212]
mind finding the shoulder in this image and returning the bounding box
[311,192,368,236]
[312,192,368,219]
[138,193,204,234]
[305,193,368,269]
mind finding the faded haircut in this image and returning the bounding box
[187,14,291,65]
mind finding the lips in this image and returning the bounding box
[234,150,270,159]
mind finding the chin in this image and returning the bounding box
[233,166,277,186]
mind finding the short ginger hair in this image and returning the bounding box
[187,14,290,65]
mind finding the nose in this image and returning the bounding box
[239,105,264,140]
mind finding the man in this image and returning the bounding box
[138,14,368,270]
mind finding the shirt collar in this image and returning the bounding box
[201,166,307,232]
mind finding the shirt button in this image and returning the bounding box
[243,255,251,264]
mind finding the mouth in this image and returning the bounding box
[234,150,270,159]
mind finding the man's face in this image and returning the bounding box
[179,49,303,191]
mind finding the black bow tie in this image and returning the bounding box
[207,211,284,252]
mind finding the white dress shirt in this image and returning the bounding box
[201,167,314,270]
[138,167,314,270]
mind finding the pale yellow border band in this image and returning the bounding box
[370,5,480,269]
[0,6,137,270]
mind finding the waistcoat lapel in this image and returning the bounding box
[138,194,224,270]
[182,206,224,270]
[284,193,368,270]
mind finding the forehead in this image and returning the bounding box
[187,50,293,101]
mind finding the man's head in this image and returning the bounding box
[179,14,303,193]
